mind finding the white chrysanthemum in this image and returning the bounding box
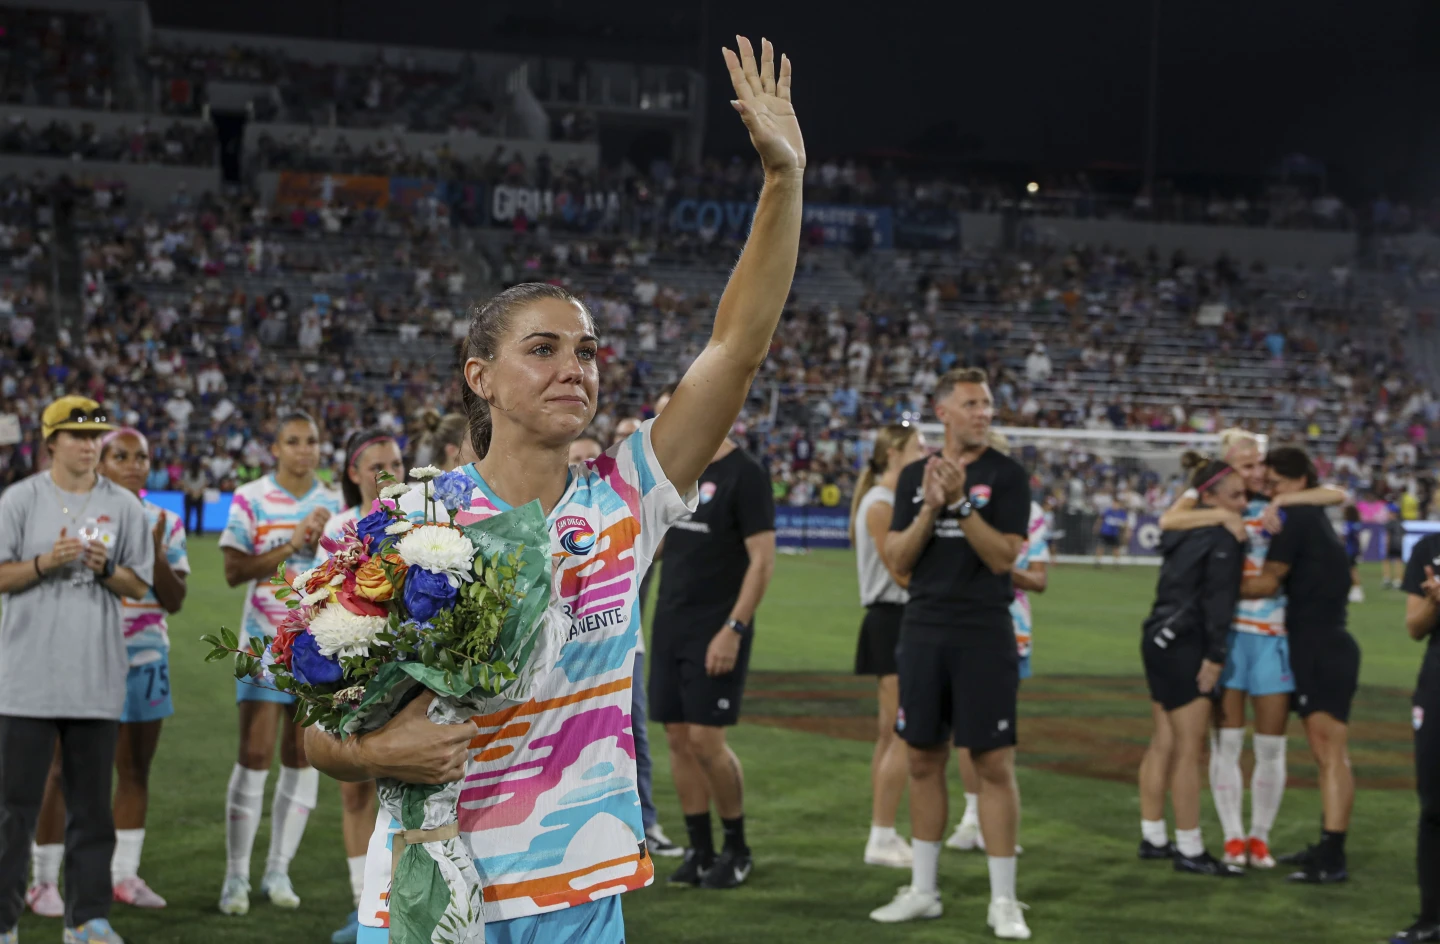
[307,605,389,659]
[385,519,414,535]
[300,587,330,606]
[291,567,317,593]
[395,524,474,581]
[380,482,412,500]
[409,465,443,481]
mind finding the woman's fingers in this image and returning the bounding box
[721,47,752,103]
[735,35,764,98]
[778,54,792,103]
[759,38,776,96]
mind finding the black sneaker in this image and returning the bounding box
[1392,920,1440,942]
[667,849,713,887]
[1138,839,1176,860]
[1286,860,1348,884]
[646,824,684,858]
[1277,843,1319,866]
[698,847,753,890]
[1173,850,1244,877]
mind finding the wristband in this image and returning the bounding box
[33,556,44,579]
[725,618,751,638]
[100,557,116,581]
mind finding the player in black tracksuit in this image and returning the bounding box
[1394,533,1440,942]
[1138,453,1248,877]
[1241,446,1360,885]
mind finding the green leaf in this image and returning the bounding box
[204,649,229,664]
[220,626,238,649]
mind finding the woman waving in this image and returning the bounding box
[305,35,803,944]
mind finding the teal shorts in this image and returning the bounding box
[356,895,624,944]
[121,650,174,724]
[1219,631,1294,697]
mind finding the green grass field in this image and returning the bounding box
[11,543,1428,943]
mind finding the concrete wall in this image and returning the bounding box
[244,123,598,170]
[0,154,218,207]
[960,211,1357,267]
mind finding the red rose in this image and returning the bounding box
[270,627,298,668]
[336,589,388,618]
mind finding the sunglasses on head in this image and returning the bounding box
[63,408,109,424]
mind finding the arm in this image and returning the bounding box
[1201,534,1246,664]
[151,514,187,614]
[651,38,804,494]
[223,542,301,588]
[866,501,909,588]
[955,460,1028,575]
[960,514,1026,575]
[1406,593,1439,642]
[1012,560,1047,593]
[1401,544,1440,641]
[0,546,76,594]
[306,692,480,785]
[101,567,150,601]
[1241,559,1290,599]
[728,531,776,626]
[1272,485,1349,508]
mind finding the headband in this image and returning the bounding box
[100,427,148,453]
[1197,466,1232,494]
[348,436,397,471]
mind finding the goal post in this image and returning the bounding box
[913,424,1238,565]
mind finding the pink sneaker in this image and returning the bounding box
[26,881,64,917]
[113,876,167,909]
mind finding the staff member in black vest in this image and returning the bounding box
[1241,446,1359,885]
[868,368,1032,941]
[1396,533,1440,942]
[1137,452,1247,878]
[650,394,776,891]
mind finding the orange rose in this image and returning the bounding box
[354,554,402,602]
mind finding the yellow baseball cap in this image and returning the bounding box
[42,396,115,439]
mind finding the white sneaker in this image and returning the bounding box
[988,898,1032,940]
[1349,585,1365,603]
[218,876,250,916]
[260,871,300,909]
[946,818,981,850]
[869,885,943,923]
[863,834,913,869]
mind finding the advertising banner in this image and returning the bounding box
[275,172,390,209]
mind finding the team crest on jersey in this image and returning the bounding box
[1416,705,1426,731]
[699,481,718,504]
[969,484,992,508]
[556,515,596,555]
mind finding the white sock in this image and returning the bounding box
[1176,827,1204,859]
[1208,728,1246,842]
[987,855,1017,903]
[1249,734,1288,843]
[961,792,979,824]
[32,842,63,886]
[910,839,941,895]
[111,828,145,882]
[265,766,319,875]
[226,765,269,880]
[1141,819,1168,847]
[347,855,367,906]
[869,824,898,845]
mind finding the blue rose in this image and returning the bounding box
[432,470,474,515]
[356,508,393,551]
[403,568,458,623]
[291,632,343,686]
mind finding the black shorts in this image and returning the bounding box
[649,625,753,727]
[1388,544,1404,562]
[855,603,904,676]
[1291,633,1361,724]
[895,636,1018,754]
[1099,533,1122,549]
[1141,631,1206,712]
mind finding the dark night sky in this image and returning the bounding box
[147,0,1440,198]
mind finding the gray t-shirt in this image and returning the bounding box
[0,472,155,719]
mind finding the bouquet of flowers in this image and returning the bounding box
[204,467,551,944]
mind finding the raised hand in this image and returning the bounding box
[723,36,805,175]
[933,458,968,507]
[920,458,947,510]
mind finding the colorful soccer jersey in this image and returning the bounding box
[358,420,694,931]
[219,475,343,648]
[1234,497,1285,636]
[1012,502,1049,659]
[121,499,190,656]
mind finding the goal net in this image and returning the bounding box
[914,425,1246,564]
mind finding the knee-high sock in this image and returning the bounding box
[1249,734,1288,843]
[32,843,63,886]
[226,766,269,880]
[265,767,318,876]
[1209,728,1246,843]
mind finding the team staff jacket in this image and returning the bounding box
[1143,525,1245,664]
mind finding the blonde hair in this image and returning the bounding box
[988,430,1011,455]
[850,424,919,542]
[1217,427,1260,463]
[418,411,470,471]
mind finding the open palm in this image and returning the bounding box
[723,36,806,174]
